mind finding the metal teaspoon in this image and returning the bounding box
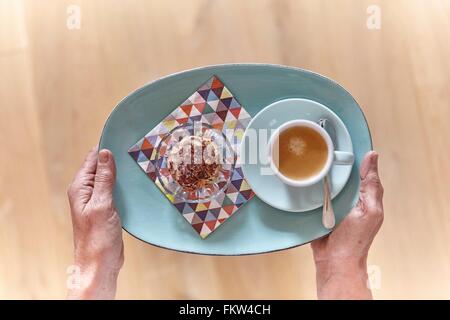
[319,118,336,229]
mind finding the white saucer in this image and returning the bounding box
[240,98,354,212]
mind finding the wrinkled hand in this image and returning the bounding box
[311,151,384,299]
[67,146,123,299]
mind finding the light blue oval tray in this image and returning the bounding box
[99,64,372,255]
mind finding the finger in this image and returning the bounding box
[68,146,99,210]
[91,149,116,204]
[358,151,383,212]
[78,144,99,175]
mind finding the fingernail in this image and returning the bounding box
[372,151,379,162]
[99,150,110,164]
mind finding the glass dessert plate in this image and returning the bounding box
[154,122,236,203]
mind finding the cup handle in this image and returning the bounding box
[333,151,354,165]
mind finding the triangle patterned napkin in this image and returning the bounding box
[128,76,255,238]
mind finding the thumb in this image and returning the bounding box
[92,149,116,203]
[358,151,383,213]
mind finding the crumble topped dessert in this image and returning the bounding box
[167,135,221,192]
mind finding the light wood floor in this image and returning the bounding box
[1,0,450,299]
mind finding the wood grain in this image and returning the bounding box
[1,0,450,299]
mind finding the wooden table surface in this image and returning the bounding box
[1,0,450,299]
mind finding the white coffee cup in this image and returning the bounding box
[268,120,354,187]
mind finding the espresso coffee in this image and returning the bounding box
[273,126,328,180]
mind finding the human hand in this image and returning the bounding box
[311,151,384,299]
[67,146,124,299]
